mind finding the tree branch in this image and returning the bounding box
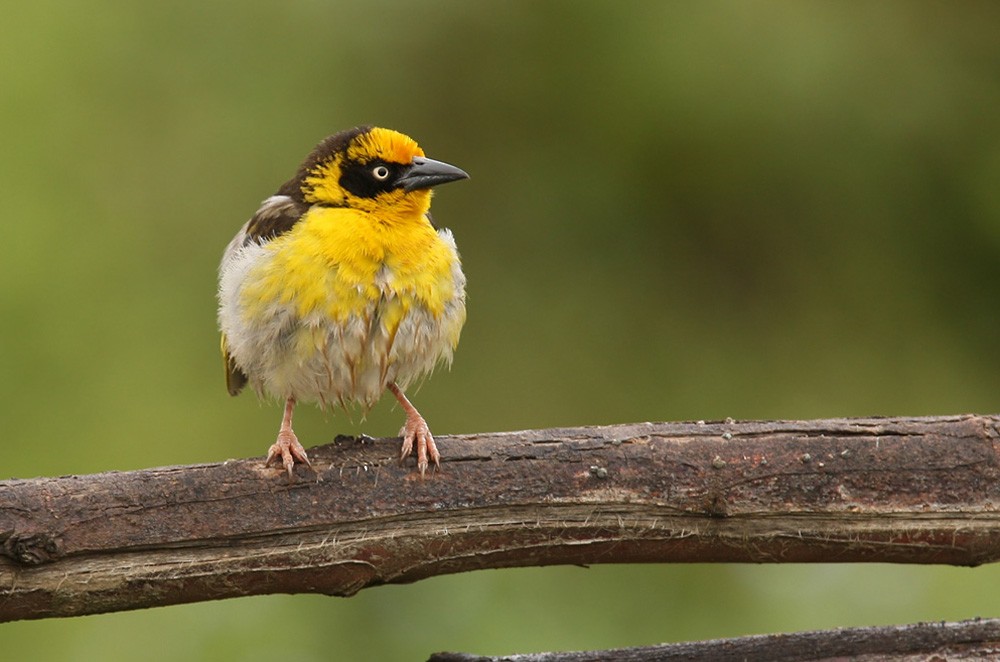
[2,414,999,623]
[430,618,1000,661]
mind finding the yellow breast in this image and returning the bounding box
[228,202,464,406]
[242,205,458,325]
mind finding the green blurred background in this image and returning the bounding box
[3,0,1000,658]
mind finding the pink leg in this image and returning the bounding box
[265,397,311,478]
[388,382,439,476]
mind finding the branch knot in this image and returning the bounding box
[2,531,63,565]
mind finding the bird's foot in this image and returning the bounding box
[399,412,440,476]
[265,429,311,478]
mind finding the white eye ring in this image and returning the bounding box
[372,165,390,180]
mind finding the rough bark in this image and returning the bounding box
[1,414,999,623]
[430,618,1000,661]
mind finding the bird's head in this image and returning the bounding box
[281,126,468,218]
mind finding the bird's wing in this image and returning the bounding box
[221,194,308,266]
[220,195,308,396]
[221,333,248,396]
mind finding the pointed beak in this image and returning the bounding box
[397,156,469,192]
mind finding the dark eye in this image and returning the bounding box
[372,165,390,181]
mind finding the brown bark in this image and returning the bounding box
[1,414,999,623]
[430,618,1000,661]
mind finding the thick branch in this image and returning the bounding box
[1,414,999,622]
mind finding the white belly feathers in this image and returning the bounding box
[218,229,465,408]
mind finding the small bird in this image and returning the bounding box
[218,126,468,477]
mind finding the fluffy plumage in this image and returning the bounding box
[217,126,468,476]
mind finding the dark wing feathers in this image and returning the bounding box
[220,194,308,396]
[222,335,249,396]
[243,195,309,245]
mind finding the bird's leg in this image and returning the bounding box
[388,382,439,476]
[265,397,311,478]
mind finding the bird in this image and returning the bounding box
[217,126,468,477]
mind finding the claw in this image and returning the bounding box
[264,397,312,479]
[399,414,440,476]
[389,382,440,476]
[266,429,311,478]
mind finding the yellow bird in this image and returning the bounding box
[218,126,468,477]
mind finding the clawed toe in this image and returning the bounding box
[399,416,440,476]
[263,398,312,479]
[387,383,442,476]
[266,430,311,478]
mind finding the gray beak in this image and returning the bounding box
[397,156,469,191]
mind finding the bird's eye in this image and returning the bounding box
[372,165,390,181]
